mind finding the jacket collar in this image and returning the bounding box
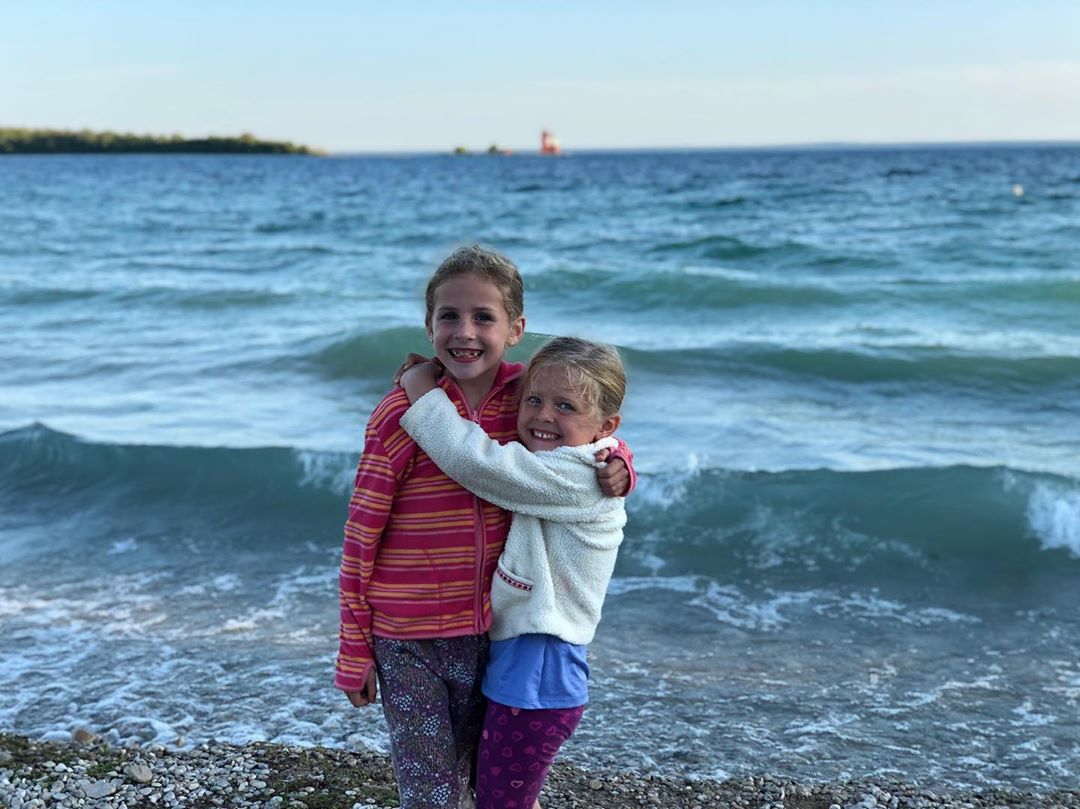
[437,361,526,404]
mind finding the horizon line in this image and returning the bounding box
[329,138,1080,157]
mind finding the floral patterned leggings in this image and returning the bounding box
[474,700,585,809]
[373,635,489,809]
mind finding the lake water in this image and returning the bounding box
[1,148,1079,790]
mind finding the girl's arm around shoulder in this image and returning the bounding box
[400,387,617,521]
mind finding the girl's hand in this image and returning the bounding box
[597,458,630,497]
[345,669,378,708]
[400,362,441,404]
[393,353,442,387]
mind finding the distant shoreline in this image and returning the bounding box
[332,140,1080,158]
[3,131,1077,157]
[0,128,318,155]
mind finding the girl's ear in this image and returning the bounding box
[593,413,621,441]
[506,316,526,347]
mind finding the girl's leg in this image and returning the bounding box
[374,636,488,809]
[442,636,490,804]
[474,700,585,809]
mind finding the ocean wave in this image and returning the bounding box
[254,210,327,234]
[0,424,350,529]
[648,234,773,261]
[624,463,1080,577]
[535,267,852,310]
[111,286,295,309]
[2,425,1077,575]
[1025,480,1080,557]
[976,277,1080,306]
[884,167,928,178]
[300,327,551,382]
[2,287,102,305]
[744,347,1080,385]
[682,195,750,210]
[620,343,1080,387]
[303,326,431,380]
[293,323,1063,391]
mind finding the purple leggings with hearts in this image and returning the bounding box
[475,700,585,809]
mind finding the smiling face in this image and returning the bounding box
[427,273,525,406]
[517,365,619,452]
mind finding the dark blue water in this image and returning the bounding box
[2,149,1079,789]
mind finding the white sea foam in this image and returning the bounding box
[108,537,139,554]
[898,674,1006,711]
[294,448,354,496]
[221,607,286,634]
[1011,699,1055,726]
[269,566,337,606]
[784,712,861,737]
[210,573,240,592]
[1026,481,1080,558]
[606,574,703,596]
[1045,659,1080,703]
[822,592,981,627]
[689,584,819,631]
[0,593,56,618]
[629,454,705,510]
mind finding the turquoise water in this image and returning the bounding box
[1,149,1079,789]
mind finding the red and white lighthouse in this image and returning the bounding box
[540,129,561,155]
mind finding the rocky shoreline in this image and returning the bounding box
[1,732,1077,809]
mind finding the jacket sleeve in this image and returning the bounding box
[335,393,415,692]
[607,438,638,497]
[400,388,612,522]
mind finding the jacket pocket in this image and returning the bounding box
[494,563,533,593]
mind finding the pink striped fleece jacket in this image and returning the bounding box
[334,360,636,692]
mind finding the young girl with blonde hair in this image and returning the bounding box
[399,336,629,809]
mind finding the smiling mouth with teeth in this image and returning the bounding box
[531,429,560,440]
[449,348,483,359]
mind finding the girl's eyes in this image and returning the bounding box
[524,395,577,412]
[437,311,496,322]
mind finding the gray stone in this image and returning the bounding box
[82,779,118,799]
[125,763,154,784]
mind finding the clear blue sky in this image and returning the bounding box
[3,1,1079,152]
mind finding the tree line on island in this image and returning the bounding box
[0,128,319,155]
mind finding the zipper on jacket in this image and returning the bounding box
[442,372,507,634]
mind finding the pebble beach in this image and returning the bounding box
[2,733,1077,809]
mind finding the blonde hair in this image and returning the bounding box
[524,337,626,420]
[425,245,524,328]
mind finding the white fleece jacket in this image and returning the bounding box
[399,388,627,644]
